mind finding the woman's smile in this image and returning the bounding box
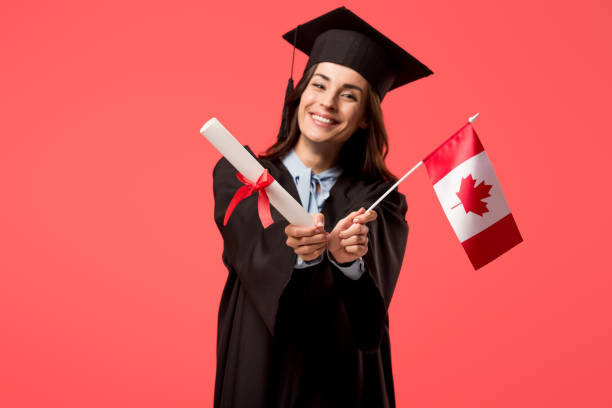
[309,112,339,127]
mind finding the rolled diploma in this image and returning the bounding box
[200,117,313,227]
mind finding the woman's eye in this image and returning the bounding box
[342,93,357,101]
[312,83,324,89]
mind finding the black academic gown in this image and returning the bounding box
[212,149,408,408]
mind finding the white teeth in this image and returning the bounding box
[312,114,335,124]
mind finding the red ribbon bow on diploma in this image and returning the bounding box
[223,169,275,228]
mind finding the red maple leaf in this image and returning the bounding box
[451,174,493,216]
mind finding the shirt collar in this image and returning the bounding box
[282,149,342,180]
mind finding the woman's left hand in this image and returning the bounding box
[328,207,377,264]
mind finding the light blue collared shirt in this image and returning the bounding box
[281,149,365,280]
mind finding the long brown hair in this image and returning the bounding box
[260,63,396,181]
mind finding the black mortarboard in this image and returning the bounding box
[282,6,433,100]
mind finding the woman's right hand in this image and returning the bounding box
[284,213,329,261]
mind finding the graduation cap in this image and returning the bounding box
[277,6,433,140]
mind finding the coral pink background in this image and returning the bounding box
[2,1,611,406]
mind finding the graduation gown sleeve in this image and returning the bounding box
[212,152,296,335]
[329,178,408,351]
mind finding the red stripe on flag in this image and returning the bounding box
[461,213,523,270]
[423,123,485,185]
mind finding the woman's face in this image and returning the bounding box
[297,62,368,147]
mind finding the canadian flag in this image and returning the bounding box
[423,122,522,269]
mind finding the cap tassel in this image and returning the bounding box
[277,25,298,141]
[277,77,293,141]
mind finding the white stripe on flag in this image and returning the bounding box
[433,151,510,242]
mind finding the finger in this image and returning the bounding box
[344,244,368,255]
[350,207,366,221]
[295,242,327,256]
[339,223,368,239]
[285,224,321,238]
[313,213,325,229]
[336,208,365,231]
[299,245,327,261]
[286,232,329,247]
[353,210,377,224]
[341,235,368,247]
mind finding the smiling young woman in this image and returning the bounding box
[297,63,368,147]
[261,62,396,181]
[211,6,432,408]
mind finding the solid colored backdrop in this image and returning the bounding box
[1,0,611,406]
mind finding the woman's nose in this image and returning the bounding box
[319,91,337,110]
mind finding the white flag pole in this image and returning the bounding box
[366,160,423,213]
[365,113,481,214]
